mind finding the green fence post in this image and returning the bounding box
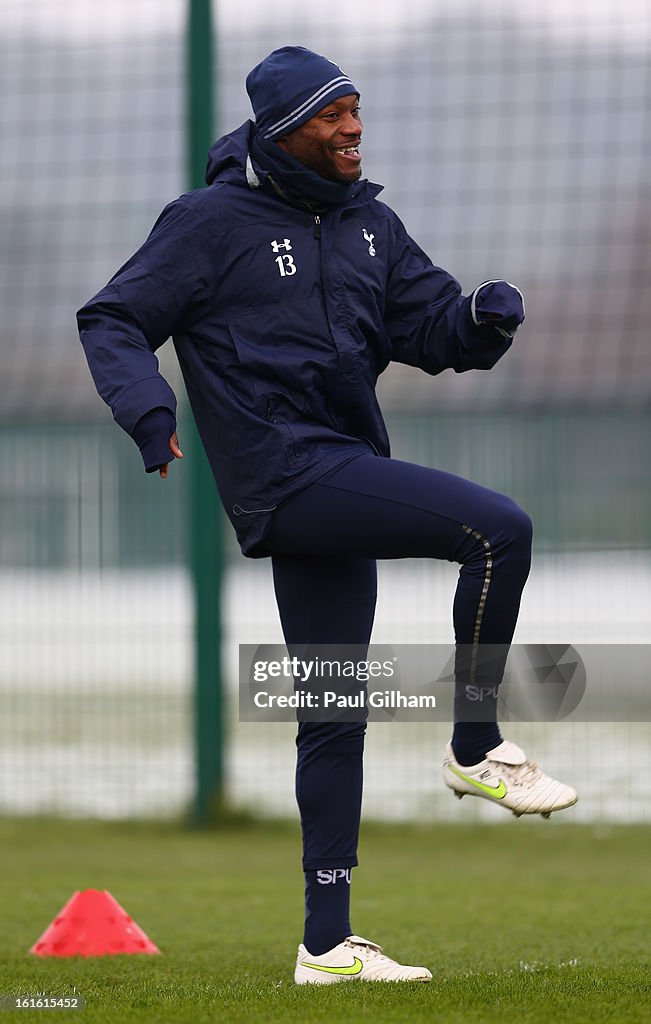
[186,0,224,824]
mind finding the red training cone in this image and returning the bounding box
[30,889,161,957]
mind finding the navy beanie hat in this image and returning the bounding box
[246,46,358,141]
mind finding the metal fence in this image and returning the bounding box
[1,0,650,821]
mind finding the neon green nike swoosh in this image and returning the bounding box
[300,957,363,976]
[449,765,507,799]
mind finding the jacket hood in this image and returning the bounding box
[205,121,383,207]
[205,121,255,187]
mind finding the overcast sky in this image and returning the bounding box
[2,0,649,46]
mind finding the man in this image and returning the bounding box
[78,46,577,985]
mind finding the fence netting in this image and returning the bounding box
[1,0,649,821]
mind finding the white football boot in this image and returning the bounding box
[443,739,578,818]
[294,934,432,984]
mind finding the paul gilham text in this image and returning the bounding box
[253,690,435,709]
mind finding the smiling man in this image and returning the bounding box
[78,45,576,987]
[276,94,363,182]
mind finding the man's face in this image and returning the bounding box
[276,94,363,183]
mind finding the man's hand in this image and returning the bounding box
[159,432,184,478]
[470,280,525,339]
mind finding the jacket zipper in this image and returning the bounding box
[314,214,321,240]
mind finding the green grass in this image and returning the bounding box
[0,818,650,1023]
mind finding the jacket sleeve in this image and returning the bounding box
[384,214,513,375]
[76,199,213,433]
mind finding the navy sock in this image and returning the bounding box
[452,645,507,765]
[303,868,352,955]
[452,722,502,766]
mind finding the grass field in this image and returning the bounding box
[0,818,649,1023]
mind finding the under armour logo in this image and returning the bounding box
[271,238,292,253]
[363,228,376,256]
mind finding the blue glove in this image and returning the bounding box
[131,406,176,473]
[470,280,525,339]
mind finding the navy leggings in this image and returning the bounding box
[265,454,533,869]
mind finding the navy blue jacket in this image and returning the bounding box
[77,121,513,556]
